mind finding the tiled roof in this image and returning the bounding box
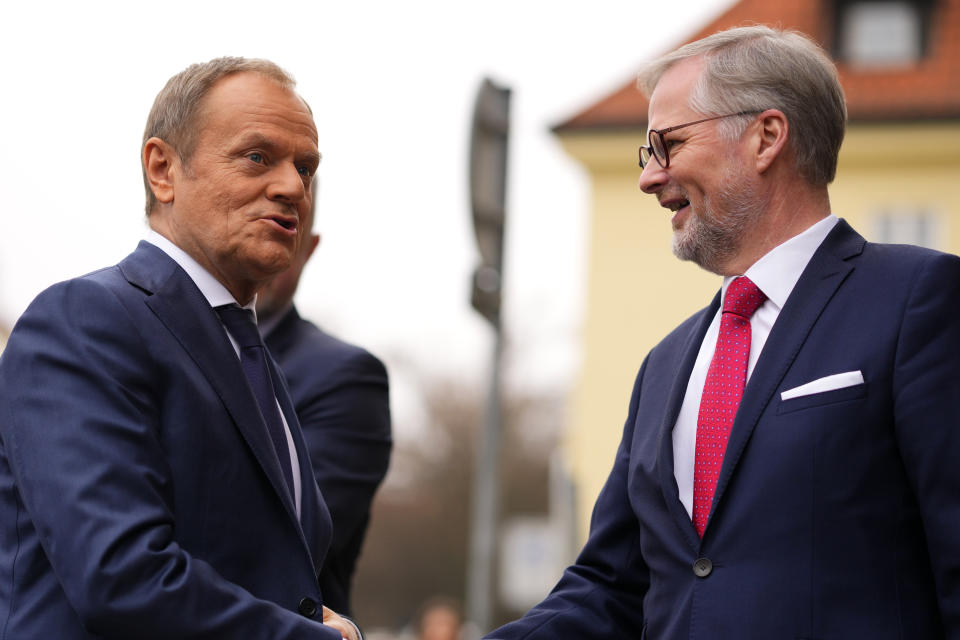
[555,0,960,131]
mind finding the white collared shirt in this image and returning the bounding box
[145,230,302,518]
[672,215,839,517]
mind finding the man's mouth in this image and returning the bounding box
[659,196,690,230]
[265,214,297,232]
[660,196,690,215]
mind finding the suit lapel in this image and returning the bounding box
[708,221,865,527]
[120,243,302,527]
[656,292,721,550]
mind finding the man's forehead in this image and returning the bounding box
[204,73,312,119]
[198,73,318,140]
[647,57,705,128]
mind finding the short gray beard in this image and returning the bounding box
[672,167,766,275]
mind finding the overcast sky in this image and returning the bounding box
[0,0,731,434]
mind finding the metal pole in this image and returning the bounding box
[466,324,503,632]
[465,77,510,633]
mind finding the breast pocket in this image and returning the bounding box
[777,382,867,414]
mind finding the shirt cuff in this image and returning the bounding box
[342,616,363,640]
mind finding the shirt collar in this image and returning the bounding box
[722,214,839,310]
[144,229,258,316]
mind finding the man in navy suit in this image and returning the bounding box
[488,26,960,639]
[257,182,392,617]
[0,58,360,639]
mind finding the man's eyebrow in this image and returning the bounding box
[234,133,321,166]
[234,133,278,151]
[302,149,322,168]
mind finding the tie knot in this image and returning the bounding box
[215,305,263,349]
[723,276,766,319]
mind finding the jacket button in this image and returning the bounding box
[693,557,713,578]
[298,597,318,618]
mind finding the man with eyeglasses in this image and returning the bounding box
[487,25,960,640]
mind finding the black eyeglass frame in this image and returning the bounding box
[639,110,763,169]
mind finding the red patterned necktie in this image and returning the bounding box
[692,276,767,538]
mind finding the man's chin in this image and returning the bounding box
[239,256,291,291]
[672,231,696,263]
[672,232,726,275]
[254,244,295,272]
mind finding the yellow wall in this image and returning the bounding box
[558,121,960,540]
[831,123,960,250]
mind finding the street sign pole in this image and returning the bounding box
[465,77,511,634]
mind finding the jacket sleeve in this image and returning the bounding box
[0,277,342,639]
[890,251,960,635]
[485,359,651,639]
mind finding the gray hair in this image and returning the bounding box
[637,25,847,186]
[141,57,298,215]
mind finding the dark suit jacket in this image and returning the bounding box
[0,242,344,639]
[264,306,392,616]
[487,220,960,639]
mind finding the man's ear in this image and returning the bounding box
[143,137,178,205]
[305,232,321,260]
[754,110,789,174]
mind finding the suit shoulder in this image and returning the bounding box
[314,329,388,377]
[278,317,387,378]
[861,240,959,264]
[16,264,133,326]
[25,242,172,316]
[857,242,960,290]
[1,265,152,395]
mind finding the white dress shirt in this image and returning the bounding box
[672,215,839,517]
[145,230,302,518]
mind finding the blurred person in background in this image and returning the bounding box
[0,57,359,639]
[257,177,393,617]
[414,597,463,640]
[487,25,960,640]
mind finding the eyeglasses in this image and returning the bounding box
[639,110,763,169]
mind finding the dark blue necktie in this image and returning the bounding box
[215,304,295,500]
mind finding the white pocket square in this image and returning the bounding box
[781,370,864,401]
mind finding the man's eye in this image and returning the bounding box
[665,139,682,150]
[297,165,312,177]
[248,153,264,164]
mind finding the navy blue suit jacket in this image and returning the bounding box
[264,306,392,616]
[0,242,344,639]
[488,220,960,639]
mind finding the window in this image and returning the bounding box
[837,0,929,67]
[870,209,944,249]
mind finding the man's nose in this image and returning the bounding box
[638,160,667,195]
[267,163,307,202]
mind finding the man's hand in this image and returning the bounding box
[322,606,361,640]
